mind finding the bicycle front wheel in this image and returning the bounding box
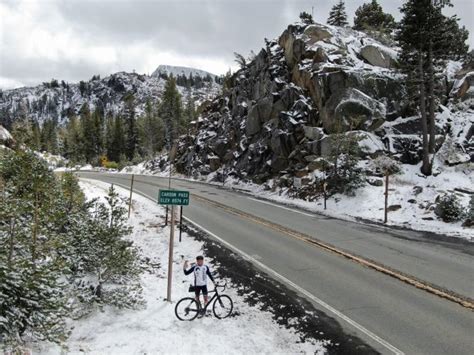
[213,295,233,319]
[175,297,200,321]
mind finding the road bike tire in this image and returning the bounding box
[175,297,200,321]
[212,294,233,319]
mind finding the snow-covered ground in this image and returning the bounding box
[35,151,67,169]
[43,179,326,354]
[118,160,474,241]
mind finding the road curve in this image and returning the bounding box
[78,172,474,355]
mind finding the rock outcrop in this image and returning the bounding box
[146,22,472,191]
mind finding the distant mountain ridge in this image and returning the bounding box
[152,65,217,79]
[0,65,221,127]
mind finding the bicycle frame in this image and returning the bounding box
[197,283,226,311]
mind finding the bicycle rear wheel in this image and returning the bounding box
[175,297,200,321]
[212,295,233,319]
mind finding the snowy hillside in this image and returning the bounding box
[0,66,221,126]
[152,64,217,79]
[132,21,473,238]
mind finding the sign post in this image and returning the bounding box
[158,189,190,302]
[179,206,183,242]
[167,205,175,302]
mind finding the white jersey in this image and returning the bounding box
[184,264,214,286]
[193,265,210,286]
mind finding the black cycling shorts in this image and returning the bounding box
[194,285,208,297]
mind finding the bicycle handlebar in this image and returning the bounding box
[214,282,227,291]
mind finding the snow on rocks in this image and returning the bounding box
[360,44,398,69]
[0,125,13,142]
[41,179,326,354]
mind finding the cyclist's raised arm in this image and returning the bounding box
[183,264,195,275]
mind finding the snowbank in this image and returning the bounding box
[42,179,326,354]
[114,161,473,241]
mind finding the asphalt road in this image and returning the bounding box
[77,172,474,355]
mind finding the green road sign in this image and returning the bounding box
[158,190,190,206]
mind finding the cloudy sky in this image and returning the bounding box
[0,0,472,89]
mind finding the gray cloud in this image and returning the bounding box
[1,0,472,89]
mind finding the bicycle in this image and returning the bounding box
[175,282,233,321]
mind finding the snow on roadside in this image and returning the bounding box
[218,164,474,241]
[116,163,474,241]
[44,179,326,354]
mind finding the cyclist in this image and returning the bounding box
[183,255,215,309]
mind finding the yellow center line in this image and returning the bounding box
[81,174,474,311]
[190,193,474,311]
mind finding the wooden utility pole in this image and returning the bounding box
[128,174,134,218]
[166,205,175,302]
[323,181,328,210]
[384,174,389,224]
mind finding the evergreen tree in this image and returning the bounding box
[222,69,234,94]
[80,104,98,163]
[63,116,83,162]
[327,0,348,27]
[40,119,58,154]
[0,152,69,348]
[463,195,474,227]
[31,121,41,151]
[11,119,33,148]
[0,150,143,348]
[396,0,469,175]
[159,77,184,150]
[435,193,465,222]
[75,186,142,305]
[299,11,314,25]
[123,93,139,161]
[321,132,364,196]
[184,89,196,125]
[353,0,396,33]
[137,99,164,158]
[107,116,125,162]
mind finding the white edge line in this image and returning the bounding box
[182,215,404,355]
[80,177,404,355]
[247,197,316,217]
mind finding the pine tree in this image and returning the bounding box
[396,0,469,175]
[40,119,59,153]
[159,77,184,150]
[233,52,247,68]
[123,93,139,161]
[137,99,164,158]
[107,116,125,163]
[327,0,348,27]
[0,150,144,347]
[184,89,196,125]
[322,132,364,196]
[63,116,83,162]
[31,121,41,151]
[463,195,474,227]
[353,0,396,33]
[76,186,142,306]
[80,104,96,163]
[299,11,314,25]
[0,151,69,348]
